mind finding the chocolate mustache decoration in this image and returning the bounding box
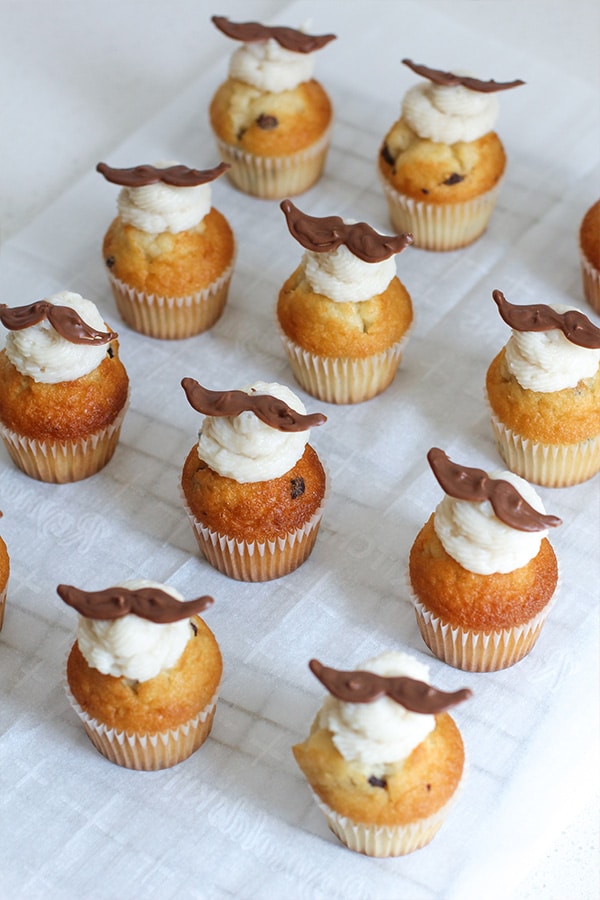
[427,448,562,532]
[402,59,525,93]
[96,161,230,188]
[309,659,472,713]
[181,378,327,433]
[492,289,600,349]
[57,584,214,624]
[0,301,117,345]
[281,199,414,262]
[211,16,336,53]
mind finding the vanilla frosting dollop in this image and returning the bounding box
[434,470,548,575]
[196,381,310,483]
[402,80,499,144]
[504,304,600,392]
[303,238,397,303]
[117,161,211,234]
[229,37,315,92]
[317,651,436,769]
[76,580,193,682]
[4,290,111,384]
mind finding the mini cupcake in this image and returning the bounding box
[180,378,327,581]
[409,448,561,672]
[0,291,129,483]
[59,580,222,770]
[97,160,235,339]
[277,200,414,403]
[378,59,524,251]
[293,652,471,856]
[0,521,9,631]
[486,289,600,486]
[579,199,600,313]
[209,16,335,199]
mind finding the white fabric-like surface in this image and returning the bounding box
[0,2,599,899]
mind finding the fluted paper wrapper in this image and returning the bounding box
[280,331,410,404]
[380,177,502,251]
[107,264,233,339]
[580,248,600,313]
[490,414,600,487]
[0,401,128,484]
[213,130,330,199]
[65,677,219,771]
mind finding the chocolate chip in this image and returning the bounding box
[107,346,114,358]
[257,113,278,130]
[421,188,429,194]
[290,477,305,499]
[368,775,387,789]
[380,144,394,167]
[426,783,432,791]
[105,256,115,269]
[190,621,198,637]
[237,127,247,141]
[442,173,464,186]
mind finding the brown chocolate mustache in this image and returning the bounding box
[212,16,336,53]
[427,448,561,532]
[57,584,214,623]
[181,378,326,432]
[492,290,600,349]
[281,199,413,262]
[0,301,117,345]
[309,660,472,713]
[96,161,230,188]
[403,59,525,93]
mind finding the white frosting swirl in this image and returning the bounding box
[76,580,192,682]
[117,161,211,234]
[317,651,436,768]
[4,290,110,384]
[196,381,310,483]
[434,470,548,575]
[402,81,499,143]
[303,238,397,303]
[229,37,315,92]
[504,305,600,392]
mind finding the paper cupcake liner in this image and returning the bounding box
[214,130,331,199]
[0,399,128,484]
[379,176,502,251]
[65,676,219,771]
[107,262,233,339]
[311,789,458,857]
[279,330,411,404]
[180,470,328,582]
[0,584,6,631]
[490,413,600,487]
[579,248,600,314]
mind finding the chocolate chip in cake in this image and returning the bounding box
[421,188,429,194]
[106,346,114,358]
[442,173,465,186]
[380,144,394,167]
[257,113,278,130]
[190,621,198,637]
[105,256,115,269]
[237,127,247,141]
[368,775,387,789]
[290,477,305,499]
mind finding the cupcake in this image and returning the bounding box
[579,199,600,313]
[409,448,561,672]
[59,580,222,770]
[486,289,600,486]
[378,59,524,251]
[277,200,414,403]
[0,521,9,631]
[293,652,471,856]
[209,16,335,199]
[0,291,129,483]
[180,378,327,581]
[97,160,235,339]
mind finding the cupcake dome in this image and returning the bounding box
[209,16,335,199]
[0,291,129,483]
[98,161,235,339]
[378,59,523,251]
[60,580,222,770]
[293,652,471,856]
[409,448,561,672]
